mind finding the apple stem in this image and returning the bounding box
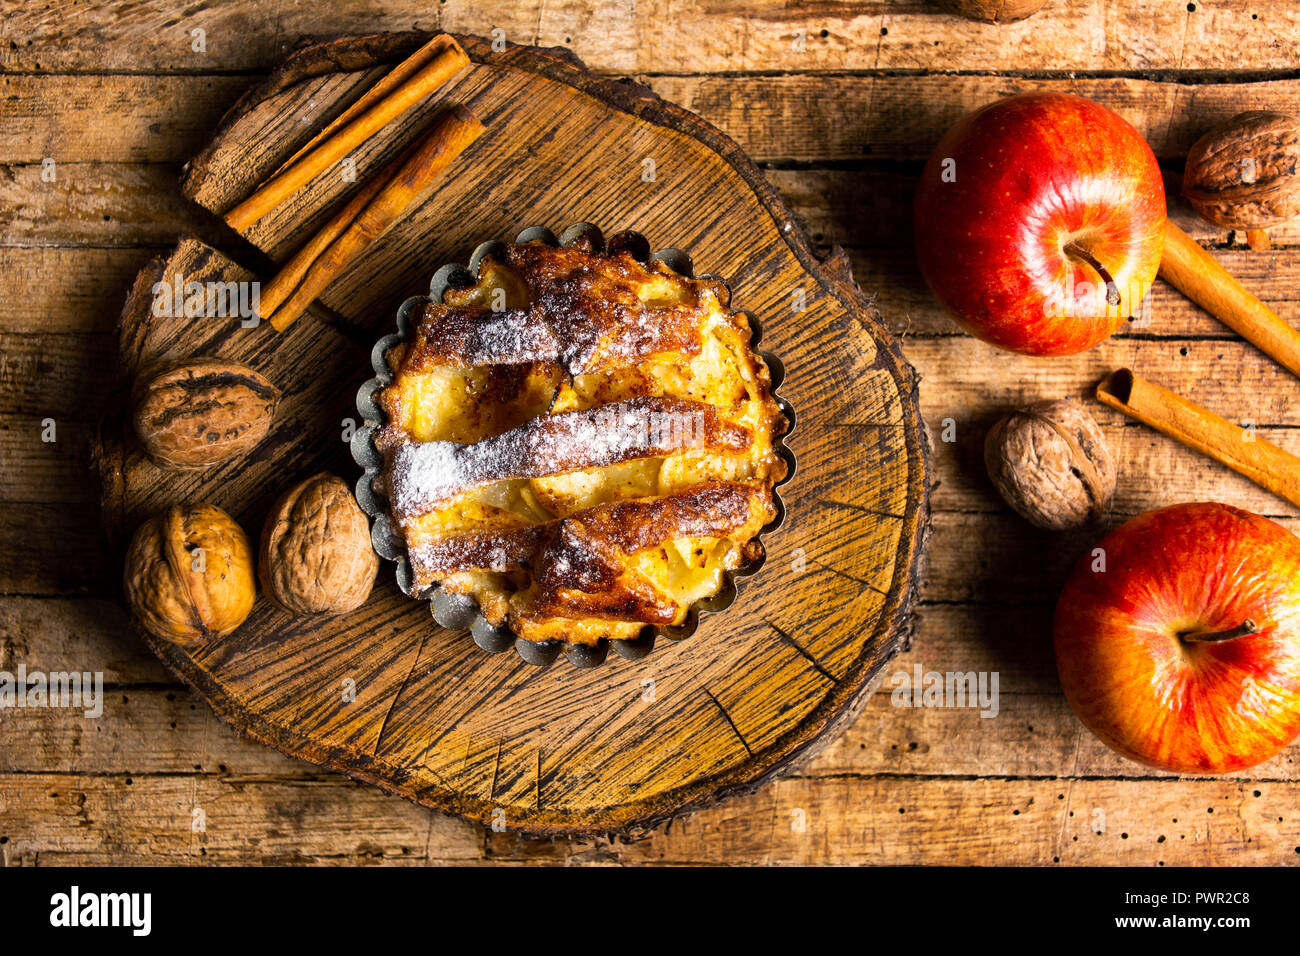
[1064,241,1122,307]
[1179,619,1260,644]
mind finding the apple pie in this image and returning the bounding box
[368,233,789,649]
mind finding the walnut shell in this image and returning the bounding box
[942,0,1046,23]
[123,503,256,643]
[132,358,280,469]
[984,399,1116,531]
[1182,111,1300,230]
[259,472,378,616]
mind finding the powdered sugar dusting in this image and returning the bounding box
[389,396,749,519]
[458,309,561,365]
[413,302,703,374]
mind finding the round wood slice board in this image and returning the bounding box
[93,32,930,836]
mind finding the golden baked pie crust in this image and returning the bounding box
[374,238,787,645]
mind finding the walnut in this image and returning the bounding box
[942,0,1046,23]
[984,399,1116,531]
[132,358,280,469]
[1182,111,1300,230]
[123,503,256,643]
[258,473,378,616]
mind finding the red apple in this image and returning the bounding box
[914,92,1166,356]
[1054,502,1300,774]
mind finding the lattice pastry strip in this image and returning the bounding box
[388,395,752,518]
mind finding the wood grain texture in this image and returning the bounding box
[652,73,1300,165]
[8,163,1295,260]
[7,594,1300,784]
[90,34,930,836]
[9,674,1300,782]
[17,72,1300,166]
[3,0,1299,74]
[5,0,1300,865]
[3,771,1295,866]
[482,775,1300,865]
[0,773,484,866]
[0,597,168,683]
[8,242,1300,344]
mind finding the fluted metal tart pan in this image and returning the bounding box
[352,222,796,668]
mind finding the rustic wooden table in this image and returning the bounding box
[3,0,1299,865]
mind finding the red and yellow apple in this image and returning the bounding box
[1054,502,1300,773]
[914,92,1166,356]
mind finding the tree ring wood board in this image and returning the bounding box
[94,32,930,836]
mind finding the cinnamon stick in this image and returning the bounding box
[225,34,470,232]
[264,105,485,332]
[257,138,410,321]
[273,35,461,178]
[1095,367,1300,509]
[1159,219,1300,380]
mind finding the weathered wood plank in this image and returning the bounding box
[5,241,1300,350]
[767,167,1300,250]
[650,73,1300,164]
[6,667,1297,781]
[0,163,224,246]
[0,332,117,417]
[920,511,1133,604]
[0,415,99,504]
[0,74,248,164]
[0,688,310,776]
[833,692,1300,783]
[0,502,113,594]
[638,0,1300,74]
[811,650,1300,781]
[0,773,482,865]
[15,72,1300,166]
[483,774,1300,865]
[853,246,1300,340]
[4,162,1297,253]
[929,419,1300,521]
[2,761,1294,865]
[3,0,1298,74]
[0,247,166,333]
[0,597,168,683]
[906,335,1300,442]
